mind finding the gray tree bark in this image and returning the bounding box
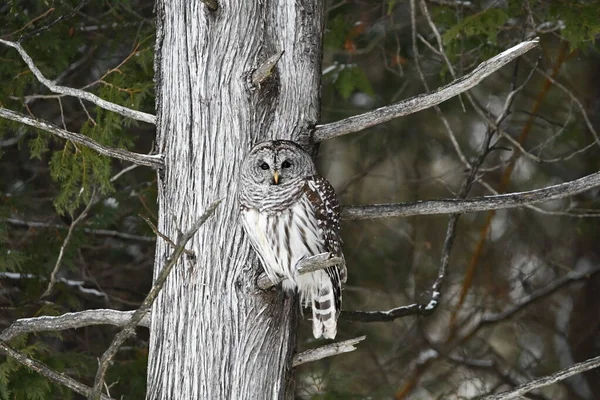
[147,1,324,398]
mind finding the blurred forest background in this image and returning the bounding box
[1,0,600,399]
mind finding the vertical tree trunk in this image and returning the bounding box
[147,1,324,398]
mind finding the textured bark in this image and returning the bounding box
[148,1,324,399]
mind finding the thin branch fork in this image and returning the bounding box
[89,200,221,400]
[0,38,156,125]
[313,38,539,141]
[256,253,344,290]
[0,107,163,169]
[480,355,600,400]
[292,335,366,367]
[341,170,600,220]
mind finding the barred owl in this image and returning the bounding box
[238,140,346,339]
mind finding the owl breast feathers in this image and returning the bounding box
[238,140,346,339]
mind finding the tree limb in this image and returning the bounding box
[0,309,150,342]
[0,107,163,168]
[341,170,600,220]
[89,199,222,400]
[0,339,115,400]
[313,38,539,141]
[256,253,345,290]
[292,335,366,367]
[479,355,600,400]
[0,38,156,125]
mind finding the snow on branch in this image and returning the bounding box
[0,309,150,342]
[292,335,366,367]
[256,253,345,290]
[480,355,600,400]
[341,170,600,220]
[313,38,539,142]
[0,107,163,168]
[0,38,156,125]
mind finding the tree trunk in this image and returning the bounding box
[147,1,324,398]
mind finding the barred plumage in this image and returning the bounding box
[238,140,346,339]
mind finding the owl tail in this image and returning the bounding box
[311,284,338,339]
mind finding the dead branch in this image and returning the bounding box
[480,355,600,400]
[0,38,156,124]
[89,200,221,400]
[341,170,600,220]
[292,335,366,367]
[256,253,345,290]
[0,108,163,168]
[1,309,150,342]
[313,38,539,141]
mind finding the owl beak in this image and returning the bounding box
[272,171,280,185]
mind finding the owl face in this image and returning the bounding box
[241,140,316,187]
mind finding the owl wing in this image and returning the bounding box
[304,176,346,313]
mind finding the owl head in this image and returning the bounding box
[240,140,316,187]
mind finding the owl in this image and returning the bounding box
[238,140,346,339]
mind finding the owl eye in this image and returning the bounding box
[281,160,292,169]
[259,162,270,170]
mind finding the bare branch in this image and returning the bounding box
[480,355,600,400]
[1,309,150,342]
[4,217,156,242]
[0,38,156,124]
[256,253,345,290]
[341,170,600,220]
[0,107,163,168]
[89,199,222,400]
[292,335,366,367]
[313,39,539,141]
[1,271,108,298]
[0,340,115,400]
[42,189,96,297]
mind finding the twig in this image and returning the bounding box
[139,215,194,256]
[340,170,600,220]
[292,335,366,367]
[1,309,150,342]
[1,272,108,298]
[4,217,155,242]
[0,107,162,168]
[313,39,539,141]
[256,253,345,290]
[17,0,92,42]
[89,200,221,400]
[479,355,600,400]
[0,38,156,124]
[42,189,96,297]
[0,340,115,400]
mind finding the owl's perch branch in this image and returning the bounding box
[0,38,156,125]
[341,170,600,220]
[0,340,115,400]
[479,355,600,400]
[292,335,366,367]
[313,38,539,141]
[256,253,344,290]
[0,108,163,168]
[89,199,221,400]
